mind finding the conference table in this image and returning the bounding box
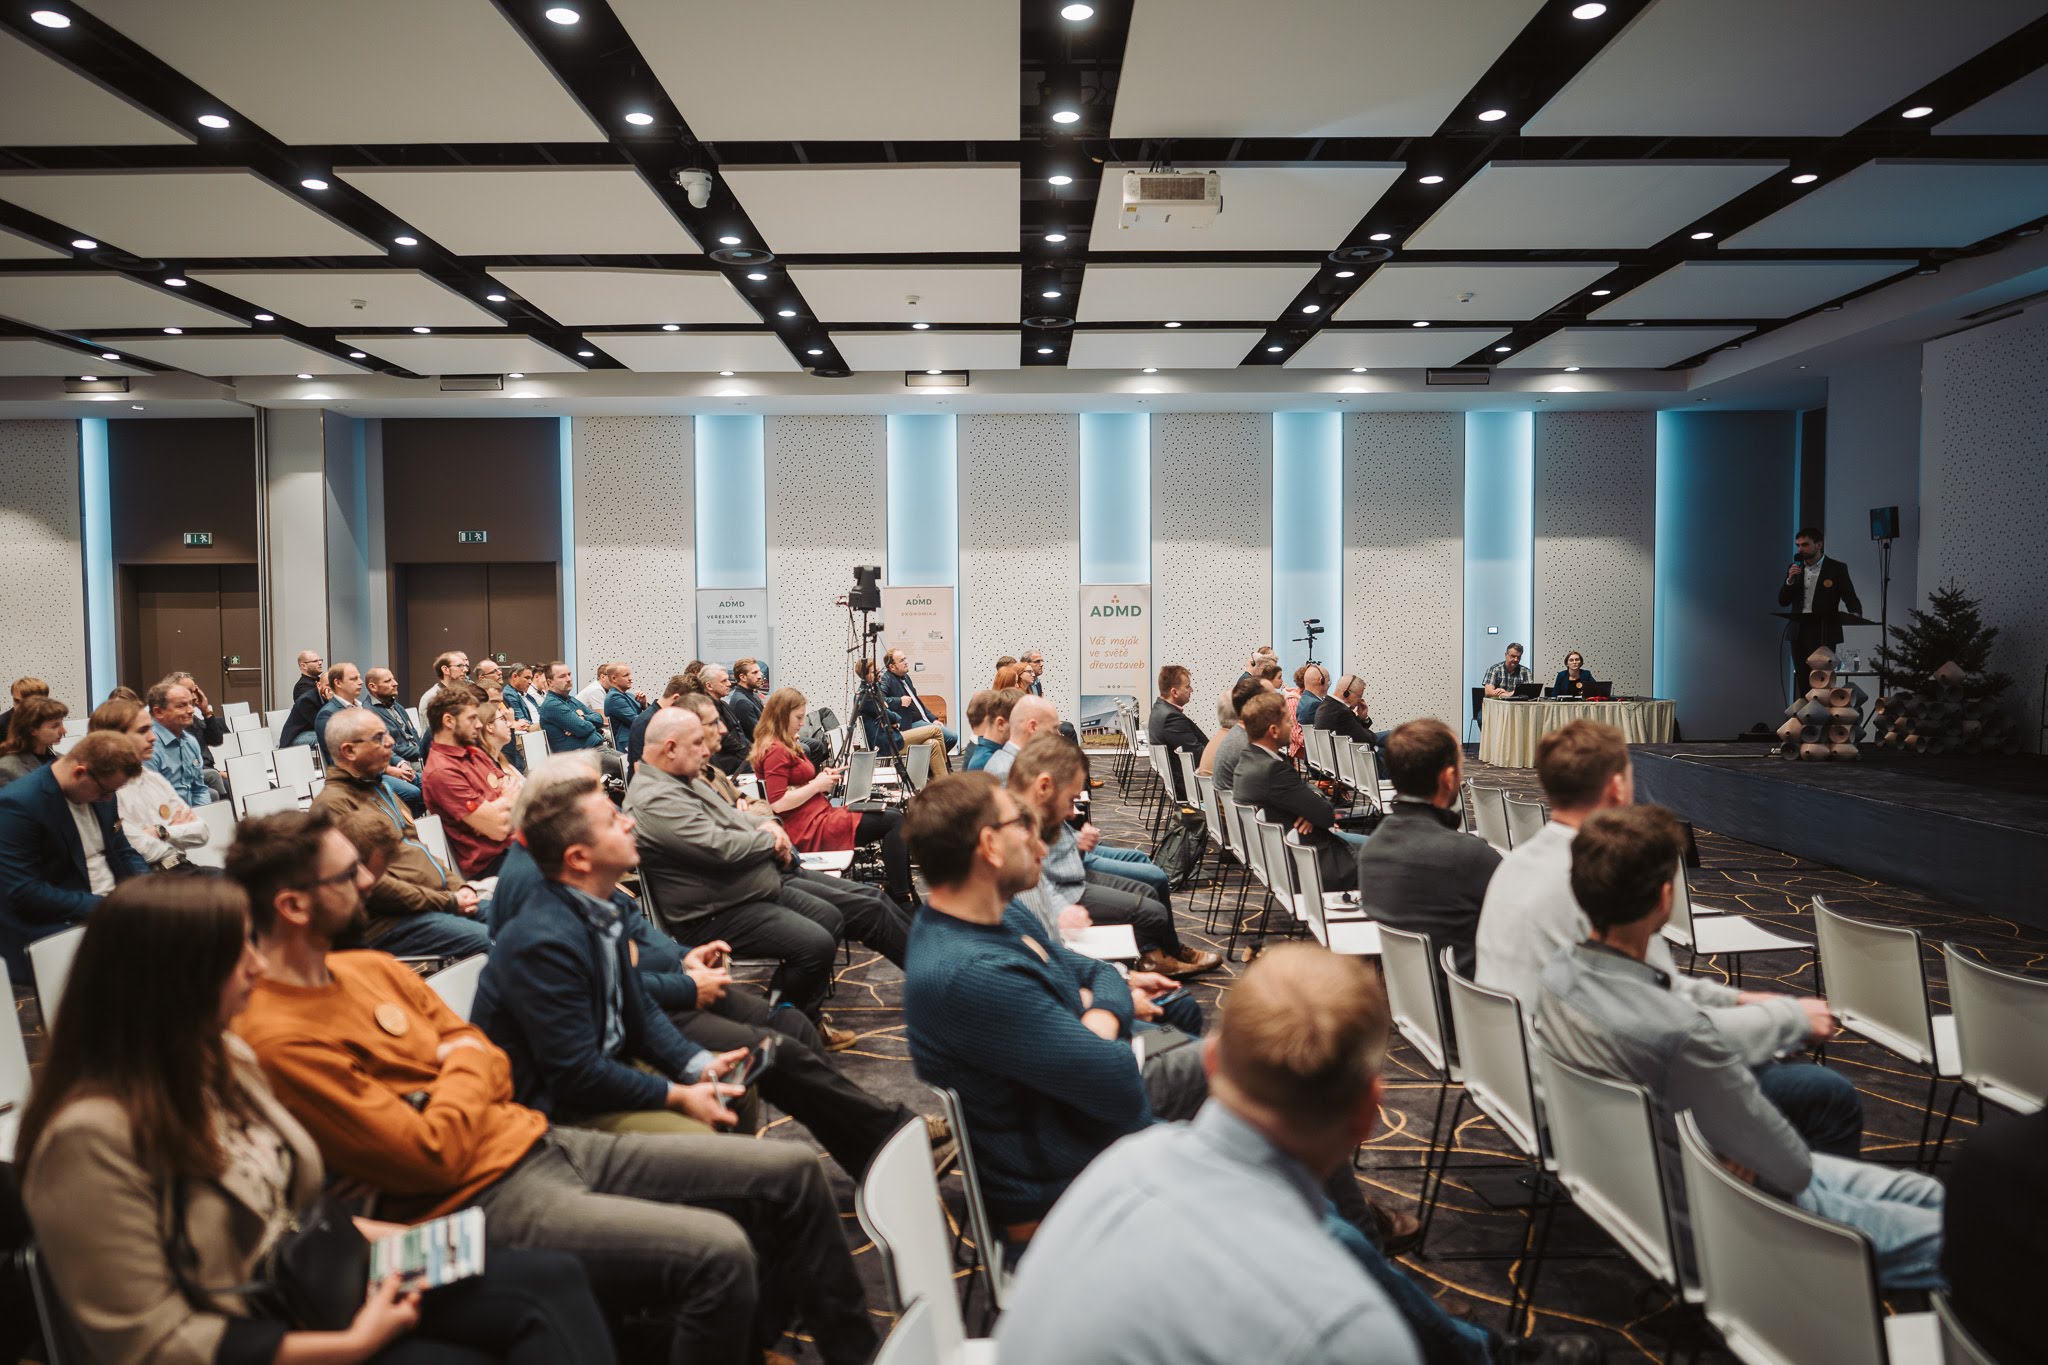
[1479,696,1678,768]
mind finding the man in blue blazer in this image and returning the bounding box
[0,732,149,977]
[881,648,957,754]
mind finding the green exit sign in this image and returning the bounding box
[457,530,489,544]
[183,531,213,547]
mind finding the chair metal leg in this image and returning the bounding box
[1413,1086,1465,1255]
[1914,1071,1943,1168]
[1506,1168,1562,1338]
[1928,1078,1966,1166]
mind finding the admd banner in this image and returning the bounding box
[1078,584,1150,734]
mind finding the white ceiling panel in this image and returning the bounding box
[75,0,604,144]
[1285,328,1510,369]
[336,168,699,256]
[0,339,148,377]
[0,227,64,261]
[834,331,1021,372]
[600,332,804,374]
[1591,260,1916,320]
[0,272,250,331]
[1077,264,1318,322]
[1937,65,2048,135]
[1404,161,1785,250]
[115,335,369,377]
[1497,326,1752,370]
[612,0,1016,141]
[1336,262,1616,322]
[187,270,503,328]
[1115,0,1544,137]
[486,269,756,327]
[785,266,1019,324]
[338,334,585,375]
[0,170,379,258]
[722,166,1017,254]
[1068,330,1266,369]
[1722,161,2048,249]
[1525,0,2045,137]
[0,27,191,146]
[1086,165,1404,251]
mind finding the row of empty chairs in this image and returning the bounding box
[1464,783,1549,853]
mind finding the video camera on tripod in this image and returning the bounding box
[840,565,911,787]
[1292,617,1324,666]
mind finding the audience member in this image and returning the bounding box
[227,810,879,1365]
[1020,648,1047,696]
[313,660,363,758]
[16,874,615,1365]
[477,699,527,793]
[991,661,1024,692]
[1942,1108,2045,1364]
[695,665,752,774]
[600,662,647,748]
[1537,805,1942,1289]
[984,692,1056,783]
[0,674,48,739]
[419,649,470,715]
[1313,673,1385,748]
[312,706,490,959]
[726,658,768,740]
[1476,720,1861,1156]
[1355,719,1500,977]
[471,658,505,699]
[1295,662,1332,730]
[751,687,912,904]
[672,694,763,810]
[164,672,231,774]
[145,678,215,809]
[291,649,324,704]
[364,666,425,766]
[574,664,613,713]
[0,731,145,976]
[499,662,540,736]
[857,657,947,780]
[1196,694,1235,775]
[1147,664,1206,799]
[626,672,693,769]
[0,695,67,787]
[961,689,1003,771]
[1482,642,1533,699]
[278,669,327,748]
[880,647,957,756]
[1209,675,1267,798]
[420,685,515,879]
[1234,692,1366,889]
[538,661,625,780]
[87,697,210,872]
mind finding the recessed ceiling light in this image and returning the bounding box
[577,349,595,357]
[253,312,273,321]
[1138,366,1159,374]
[1590,288,1612,296]
[197,113,231,130]
[624,111,654,127]
[1571,2,1607,17]
[1037,346,1054,354]
[1041,288,1062,299]
[544,6,579,23]
[661,323,680,331]
[1418,174,1444,185]
[719,370,735,377]
[130,404,145,410]
[1351,366,1368,374]
[1411,320,1431,328]
[100,351,118,360]
[911,321,931,330]
[486,293,507,303]
[1051,110,1081,125]
[808,348,825,356]
[393,234,417,246]
[348,351,367,359]
[1690,230,1714,240]
[1334,270,1356,279]
[300,177,328,191]
[925,368,944,376]
[411,326,431,334]
[1822,304,1842,311]
[79,375,96,382]
[1060,3,1094,19]
[163,327,182,334]
[1047,174,1073,186]
[1902,105,1933,119]
[1164,321,1181,328]
[1266,344,1284,353]
[295,372,313,380]
[1790,173,1818,185]
[1368,232,1392,242]
[1045,232,1067,243]
[29,10,70,28]
[1627,320,1645,327]
[718,235,742,246]
[508,372,525,379]
[1915,266,1939,275]
[1301,303,1321,314]
[1477,108,1507,122]
[1494,345,1512,353]
[777,308,797,318]
[163,277,186,287]
[70,238,96,250]
[1565,366,1581,372]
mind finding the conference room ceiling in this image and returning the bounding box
[0,0,2042,390]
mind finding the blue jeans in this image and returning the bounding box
[1333,829,1371,852]
[384,774,426,816]
[372,909,491,960]
[1754,1060,1863,1158]
[1795,1152,1945,1290]
[1084,845,1172,907]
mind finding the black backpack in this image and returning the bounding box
[1151,805,1209,890]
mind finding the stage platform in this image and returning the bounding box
[1630,742,2048,927]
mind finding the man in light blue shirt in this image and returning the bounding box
[143,678,212,807]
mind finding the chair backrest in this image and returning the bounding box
[187,801,237,868]
[902,741,932,791]
[224,751,276,807]
[1353,742,1384,804]
[1664,858,1697,947]
[0,959,31,1162]
[931,1084,1010,1310]
[845,749,877,804]
[873,1297,948,1365]
[1330,734,1361,791]
[228,709,263,732]
[208,732,242,763]
[1232,803,1266,886]
[1175,748,1200,809]
[1287,840,1328,937]
[262,708,290,728]
[1945,947,2048,1113]
[1440,952,1544,1159]
[1503,794,1546,849]
[1933,1289,1999,1365]
[241,786,300,817]
[272,743,319,790]
[1535,1045,1686,1291]
[414,812,455,871]
[855,1120,966,1324]
[238,726,276,755]
[426,954,489,1021]
[1193,773,1230,854]
[1459,780,1477,833]
[1378,924,1452,1075]
[1146,741,1172,788]
[1256,818,1295,913]
[221,701,251,719]
[1674,1110,1891,1365]
[1470,787,1511,852]
[1812,896,1937,1066]
[1308,727,1335,776]
[519,728,550,767]
[29,924,88,1032]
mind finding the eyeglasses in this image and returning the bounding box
[987,812,1036,837]
[308,858,363,888]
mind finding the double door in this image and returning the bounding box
[120,563,263,709]
[395,562,561,699]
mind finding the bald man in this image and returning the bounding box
[1312,673,1386,749]
[984,694,1058,783]
[996,696,1176,908]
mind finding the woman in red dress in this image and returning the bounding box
[750,687,913,903]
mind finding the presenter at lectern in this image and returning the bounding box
[1778,526,1862,668]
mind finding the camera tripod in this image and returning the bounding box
[840,601,913,791]
[1292,617,1325,668]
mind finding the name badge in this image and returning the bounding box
[374,1002,410,1037]
[1823,578,1834,588]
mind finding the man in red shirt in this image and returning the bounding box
[421,684,515,878]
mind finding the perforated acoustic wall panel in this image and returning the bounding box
[1344,413,1465,734]
[767,415,886,723]
[959,414,1079,722]
[0,419,87,709]
[573,417,695,676]
[1152,412,1271,719]
[1534,411,1656,696]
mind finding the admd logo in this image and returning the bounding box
[906,597,933,606]
[717,599,750,608]
[1090,594,1143,619]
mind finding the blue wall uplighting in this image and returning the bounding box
[1272,412,1342,677]
[1463,412,1534,696]
[1078,413,1151,586]
[694,415,767,590]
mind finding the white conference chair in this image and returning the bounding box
[238,726,276,756]
[426,954,489,1022]
[518,729,551,768]
[1661,861,1809,985]
[873,1297,955,1365]
[262,708,290,730]
[208,732,242,764]
[220,701,251,720]
[271,743,320,791]
[1675,1110,1936,1365]
[187,801,238,868]
[1376,925,1459,1249]
[29,924,88,1033]
[223,751,277,812]
[0,959,31,1162]
[1470,787,1512,853]
[902,741,933,791]
[1502,794,1547,848]
[241,786,301,817]
[1285,840,1379,958]
[856,1120,980,1336]
[1932,1288,1999,1365]
[414,813,456,872]
[229,710,264,733]
[928,1085,1011,1324]
[1936,949,2048,1147]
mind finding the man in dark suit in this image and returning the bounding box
[880,649,957,756]
[698,665,753,774]
[1313,674,1386,749]
[1354,719,1501,978]
[727,658,768,741]
[0,732,148,977]
[1146,664,1207,800]
[1232,692,1365,890]
[1778,526,1863,672]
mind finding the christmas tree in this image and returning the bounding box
[1874,579,2012,702]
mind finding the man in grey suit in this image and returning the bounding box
[624,707,909,1049]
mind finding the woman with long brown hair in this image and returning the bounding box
[0,694,68,786]
[16,876,614,1365]
[476,699,527,790]
[750,687,912,903]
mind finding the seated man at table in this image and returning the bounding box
[1355,719,1500,978]
[1482,641,1533,698]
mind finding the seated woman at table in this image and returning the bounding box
[752,686,913,906]
[1551,651,1600,696]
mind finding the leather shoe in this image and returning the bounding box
[821,1020,859,1052]
[1375,1201,1424,1256]
[1138,946,1223,978]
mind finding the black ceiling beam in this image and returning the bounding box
[489,0,850,376]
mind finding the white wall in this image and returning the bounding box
[0,419,87,709]
[1345,412,1465,732]
[1152,411,1271,721]
[959,413,1079,719]
[1535,411,1656,696]
[1826,346,1922,620]
[261,408,329,708]
[571,416,696,677]
[769,415,886,723]
[1920,304,2048,750]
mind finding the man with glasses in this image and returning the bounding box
[291,649,324,704]
[0,731,148,977]
[144,678,215,808]
[419,649,471,717]
[311,705,488,958]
